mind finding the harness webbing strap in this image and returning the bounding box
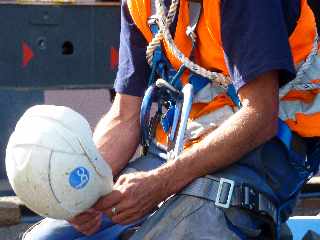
[277,119,308,162]
[179,176,278,223]
[188,1,201,28]
[187,1,201,42]
[150,0,202,39]
[277,119,293,150]
[149,0,202,55]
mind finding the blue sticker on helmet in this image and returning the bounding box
[69,167,90,189]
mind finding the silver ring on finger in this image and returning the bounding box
[111,207,117,215]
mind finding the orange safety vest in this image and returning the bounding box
[128,0,319,148]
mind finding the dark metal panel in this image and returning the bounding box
[24,5,93,88]
[0,4,120,89]
[0,90,44,181]
[93,6,121,87]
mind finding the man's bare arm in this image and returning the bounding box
[94,71,280,225]
[156,71,279,196]
[69,94,142,235]
[93,93,142,176]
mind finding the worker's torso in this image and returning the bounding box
[128,0,319,142]
[129,0,320,206]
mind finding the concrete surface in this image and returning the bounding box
[0,223,32,240]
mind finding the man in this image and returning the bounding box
[24,0,320,239]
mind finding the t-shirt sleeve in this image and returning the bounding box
[113,0,150,97]
[220,0,298,92]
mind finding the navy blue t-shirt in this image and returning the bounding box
[114,0,300,96]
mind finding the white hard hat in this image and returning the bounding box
[5,105,113,220]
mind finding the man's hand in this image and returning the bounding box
[68,209,102,236]
[94,171,168,225]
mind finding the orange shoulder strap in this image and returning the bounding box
[127,0,193,72]
[127,0,153,42]
[289,0,317,64]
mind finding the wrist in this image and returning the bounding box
[151,158,194,197]
[147,169,172,200]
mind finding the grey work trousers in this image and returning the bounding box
[23,152,276,240]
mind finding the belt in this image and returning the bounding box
[179,176,278,223]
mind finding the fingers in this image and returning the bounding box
[94,191,122,212]
[69,210,102,236]
[76,212,102,236]
[114,175,127,186]
[109,201,156,225]
[69,209,97,225]
[102,197,133,219]
[111,204,156,225]
[111,207,141,224]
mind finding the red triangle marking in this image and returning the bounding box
[22,41,34,68]
[110,47,119,70]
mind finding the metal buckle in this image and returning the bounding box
[147,15,158,26]
[241,184,259,211]
[215,178,235,209]
[186,26,197,43]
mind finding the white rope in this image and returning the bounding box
[146,0,178,65]
[146,0,319,91]
[146,0,230,87]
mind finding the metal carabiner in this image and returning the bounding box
[140,84,157,152]
[172,83,194,157]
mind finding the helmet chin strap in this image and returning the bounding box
[146,0,231,87]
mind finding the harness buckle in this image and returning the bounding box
[186,26,197,43]
[241,184,259,211]
[215,178,235,209]
[147,15,158,26]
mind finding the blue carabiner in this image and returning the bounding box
[140,84,157,148]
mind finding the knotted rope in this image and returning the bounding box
[146,0,230,87]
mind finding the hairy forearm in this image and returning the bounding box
[93,94,141,176]
[152,72,279,196]
[155,105,277,195]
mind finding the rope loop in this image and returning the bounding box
[146,0,230,87]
